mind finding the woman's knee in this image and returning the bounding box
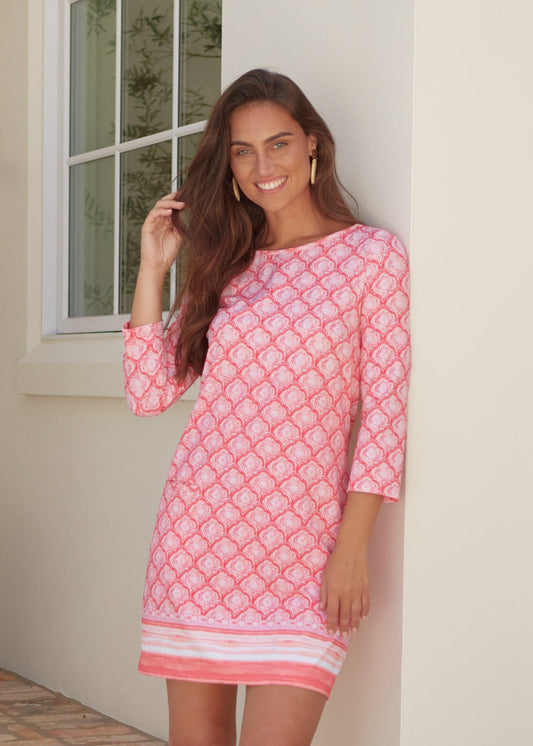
[169,723,236,746]
[239,685,326,746]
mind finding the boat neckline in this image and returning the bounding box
[255,222,361,254]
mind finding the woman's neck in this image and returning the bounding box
[260,202,351,252]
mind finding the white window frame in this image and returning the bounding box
[46,0,214,335]
[16,0,215,398]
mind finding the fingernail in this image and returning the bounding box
[328,629,335,636]
[342,631,349,639]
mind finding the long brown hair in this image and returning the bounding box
[171,68,358,379]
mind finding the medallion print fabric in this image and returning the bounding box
[123,224,411,697]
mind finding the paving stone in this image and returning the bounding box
[0,671,164,746]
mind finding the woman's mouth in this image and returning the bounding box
[255,176,288,193]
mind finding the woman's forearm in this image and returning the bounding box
[129,266,167,328]
[320,491,383,635]
[335,491,383,552]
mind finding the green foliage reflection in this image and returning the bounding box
[74,0,221,317]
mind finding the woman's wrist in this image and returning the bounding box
[334,533,370,554]
[335,491,383,552]
[137,263,169,286]
[129,266,167,327]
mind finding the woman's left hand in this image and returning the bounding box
[319,545,370,638]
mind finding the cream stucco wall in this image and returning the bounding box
[1,1,532,745]
[403,2,533,744]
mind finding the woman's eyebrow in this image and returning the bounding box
[230,131,295,147]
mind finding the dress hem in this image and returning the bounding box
[138,656,334,699]
[139,619,347,698]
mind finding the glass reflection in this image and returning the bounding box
[122,0,174,142]
[179,0,222,126]
[69,157,115,317]
[70,0,116,156]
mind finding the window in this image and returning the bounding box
[59,0,221,333]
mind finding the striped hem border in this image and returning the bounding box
[139,619,348,698]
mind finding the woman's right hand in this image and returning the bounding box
[139,191,185,276]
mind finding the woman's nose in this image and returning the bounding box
[255,151,276,177]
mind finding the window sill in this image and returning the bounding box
[16,334,200,400]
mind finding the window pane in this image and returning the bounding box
[179,0,222,126]
[122,0,174,142]
[69,157,115,317]
[176,130,203,187]
[70,0,116,156]
[119,141,173,314]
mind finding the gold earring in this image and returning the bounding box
[310,153,317,185]
[232,177,241,202]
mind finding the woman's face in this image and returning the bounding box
[229,101,317,217]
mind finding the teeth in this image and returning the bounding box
[256,177,286,190]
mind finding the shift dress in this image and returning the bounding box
[122,223,410,697]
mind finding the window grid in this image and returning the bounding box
[60,0,208,334]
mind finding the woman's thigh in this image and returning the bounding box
[239,684,327,746]
[166,679,238,746]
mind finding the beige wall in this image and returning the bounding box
[1,1,532,744]
[403,1,533,743]
[1,0,29,670]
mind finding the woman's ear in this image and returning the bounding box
[307,134,318,155]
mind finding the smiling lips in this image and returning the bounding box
[255,176,288,192]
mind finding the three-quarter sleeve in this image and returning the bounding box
[348,233,411,502]
[122,310,199,416]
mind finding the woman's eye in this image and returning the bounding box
[236,148,251,157]
[273,141,287,150]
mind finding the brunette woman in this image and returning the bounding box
[123,68,410,746]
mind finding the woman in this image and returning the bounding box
[123,69,410,746]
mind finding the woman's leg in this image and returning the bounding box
[166,680,238,746]
[238,685,327,746]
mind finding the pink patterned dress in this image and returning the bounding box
[123,224,410,697]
